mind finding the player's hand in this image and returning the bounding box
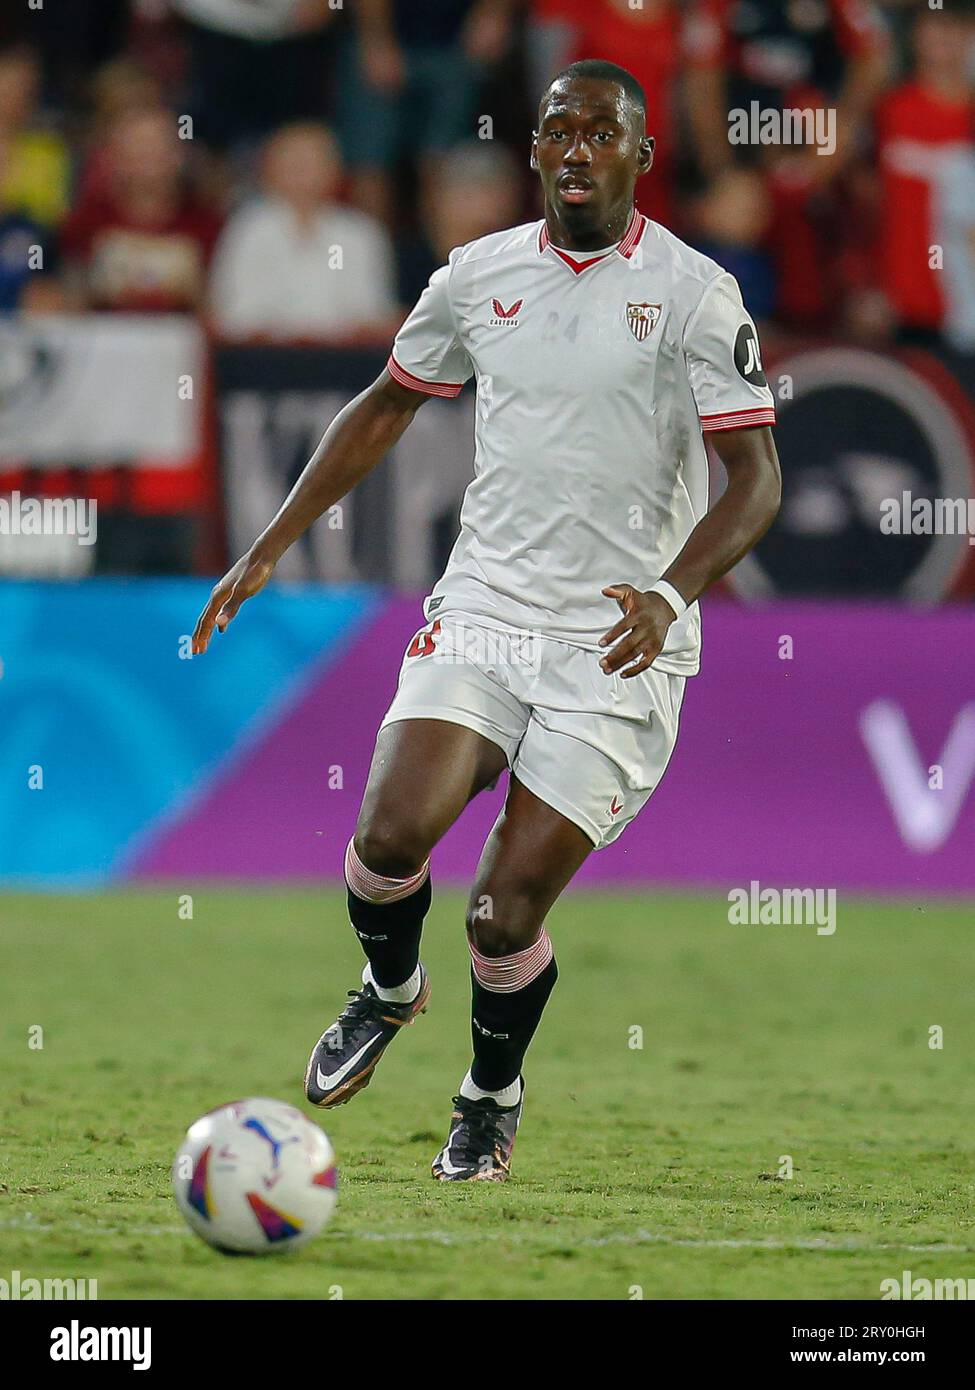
[192,551,276,655]
[598,584,676,679]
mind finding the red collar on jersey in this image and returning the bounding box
[537,207,647,274]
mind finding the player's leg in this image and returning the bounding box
[432,775,593,1180]
[305,716,508,1107]
[432,661,686,1179]
[348,714,508,997]
[306,612,530,1108]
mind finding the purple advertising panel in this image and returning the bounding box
[130,598,975,896]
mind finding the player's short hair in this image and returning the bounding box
[540,60,647,122]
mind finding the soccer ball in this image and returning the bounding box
[172,1097,337,1255]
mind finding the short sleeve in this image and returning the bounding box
[683,272,776,433]
[387,251,473,398]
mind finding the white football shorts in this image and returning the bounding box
[379,611,686,849]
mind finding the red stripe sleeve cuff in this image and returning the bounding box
[386,353,465,398]
[700,406,777,433]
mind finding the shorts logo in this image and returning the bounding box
[610,795,624,816]
[625,302,661,342]
[406,619,441,658]
[490,297,523,327]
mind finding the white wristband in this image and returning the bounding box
[648,579,687,621]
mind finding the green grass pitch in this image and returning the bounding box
[1,888,972,1301]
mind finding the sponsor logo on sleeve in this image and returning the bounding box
[734,323,767,386]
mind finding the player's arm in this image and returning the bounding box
[192,372,429,654]
[194,249,471,653]
[659,423,781,604]
[599,426,780,677]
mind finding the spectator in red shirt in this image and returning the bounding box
[56,108,223,563]
[72,58,166,208]
[876,5,975,338]
[60,107,222,312]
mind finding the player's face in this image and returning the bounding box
[532,79,652,244]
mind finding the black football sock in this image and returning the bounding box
[468,938,558,1092]
[347,874,432,990]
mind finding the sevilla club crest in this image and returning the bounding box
[625,302,661,342]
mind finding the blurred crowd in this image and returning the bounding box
[3,0,975,579]
[1,0,974,350]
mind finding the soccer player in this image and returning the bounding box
[192,60,781,1181]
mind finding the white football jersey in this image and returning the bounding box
[387,210,776,675]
